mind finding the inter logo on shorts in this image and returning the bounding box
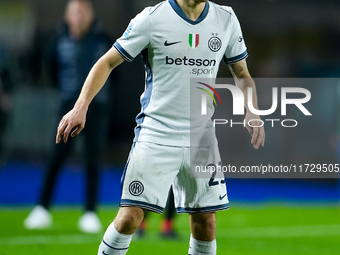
[189,34,199,48]
[208,36,222,52]
[129,181,144,196]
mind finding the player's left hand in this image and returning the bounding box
[245,112,265,149]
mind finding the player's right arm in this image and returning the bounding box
[56,47,124,144]
[56,7,151,143]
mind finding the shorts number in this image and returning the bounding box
[208,163,225,186]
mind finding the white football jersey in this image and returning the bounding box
[114,0,247,146]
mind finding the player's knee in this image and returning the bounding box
[192,212,215,226]
[204,215,216,232]
[115,207,144,234]
[198,215,215,231]
[190,213,216,241]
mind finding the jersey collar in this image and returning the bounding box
[168,0,209,25]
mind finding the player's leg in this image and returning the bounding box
[188,212,216,255]
[24,127,74,229]
[98,141,181,254]
[173,145,228,255]
[190,212,216,241]
[114,206,145,234]
[98,206,144,255]
[83,132,100,214]
[79,102,107,233]
[39,101,75,210]
[39,139,74,208]
[83,102,108,212]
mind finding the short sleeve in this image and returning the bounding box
[113,8,151,62]
[224,8,248,65]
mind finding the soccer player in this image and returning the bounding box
[56,0,265,254]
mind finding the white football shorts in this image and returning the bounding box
[120,141,229,214]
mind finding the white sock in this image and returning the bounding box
[188,235,217,255]
[98,221,133,255]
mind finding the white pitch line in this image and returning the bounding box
[0,234,101,246]
[1,224,340,246]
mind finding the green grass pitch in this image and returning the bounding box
[0,205,340,255]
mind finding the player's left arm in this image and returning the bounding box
[229,59,265,149]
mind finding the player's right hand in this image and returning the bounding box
[56,107,87,144]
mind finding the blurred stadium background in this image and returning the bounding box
[0,0,340,254]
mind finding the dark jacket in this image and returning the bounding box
[48,20,113,104]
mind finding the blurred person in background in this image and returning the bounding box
[0,44,12,166]
[24,0,113,233]
[137,187,178,238]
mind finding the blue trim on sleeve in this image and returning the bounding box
[176,203,229,214]
[224,50,248,65]
[120,199,164,214]
[113,42,134,62]
[168,0,209,25]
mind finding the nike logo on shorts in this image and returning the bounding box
[164,40,181,46]
[219,193,227,200]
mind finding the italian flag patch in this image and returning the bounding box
[189,34,199,48]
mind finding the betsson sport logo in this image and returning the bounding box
[197,82,312,128]
[165,33,221,76]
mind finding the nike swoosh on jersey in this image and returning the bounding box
[219,193,227,200]
[164,40,182,46]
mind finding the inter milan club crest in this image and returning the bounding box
[189,34,199,48]
[208,36,222,52]
[129,181,144,196]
